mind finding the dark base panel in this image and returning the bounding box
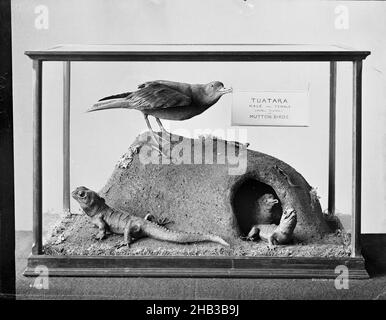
[361,234,386,276]
[24,255,369,279]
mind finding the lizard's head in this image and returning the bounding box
[279,208,297,233]
[71,186,105,216]
[258,193,279,209]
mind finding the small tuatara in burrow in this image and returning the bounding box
[245,208,297,246]
[255,193,279,224]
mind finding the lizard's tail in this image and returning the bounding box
[143,223,230,247]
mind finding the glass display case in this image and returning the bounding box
[24,44,370,278]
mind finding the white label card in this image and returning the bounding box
[231,90,310,127]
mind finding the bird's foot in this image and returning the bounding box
[149,143,170,159]
[156,131,171,144]
[148,131,171,159]
[155,118,171,140]
[149,130,169,145]
[161,129,171,137]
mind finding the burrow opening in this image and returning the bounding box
[231,178,283,236]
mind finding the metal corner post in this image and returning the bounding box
[63,61,71,215]
[352,59,362,257]
[32,59,43,255]
[328,61,337,216]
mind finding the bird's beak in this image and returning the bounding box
[219,87,233,95]
[268,199,279,205]
[87,98,128,112]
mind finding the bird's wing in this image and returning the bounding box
[138,80,176,89]
[138,81,159,89]
[99,91,131,101]
[129,84,191,111]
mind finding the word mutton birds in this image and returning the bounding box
[87,80,232,152]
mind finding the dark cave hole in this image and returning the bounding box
[231,178,283,236]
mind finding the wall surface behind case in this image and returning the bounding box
[11,0,386,233]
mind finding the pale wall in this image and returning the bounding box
[11,0,386,232]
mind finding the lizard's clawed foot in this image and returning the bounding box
[145,214,173,226]
[144,213,155,221]
[267,244,277,250]
[94,232,106,241]
[115,241,130,249]
[240,236,254,241]
[245,226,260,242]
[156,217,173,226]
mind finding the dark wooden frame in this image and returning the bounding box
[24,255,367,279]
[0,0,15,299]
[24,44,370,278]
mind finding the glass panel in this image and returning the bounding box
[40,60,355,257]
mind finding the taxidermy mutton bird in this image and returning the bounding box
[87,80,232,153]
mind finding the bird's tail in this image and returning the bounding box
[87,92,133,113]
[87,98,128,112]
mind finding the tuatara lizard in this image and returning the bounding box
[71,186,229,247]
[274,165,300,188]
[246,208,297,246]
[255,193,279,224]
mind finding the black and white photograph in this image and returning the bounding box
[1,0,386,306]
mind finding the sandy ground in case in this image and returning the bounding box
[43,213,351,257]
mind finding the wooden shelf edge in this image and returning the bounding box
[23,254,369,279]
